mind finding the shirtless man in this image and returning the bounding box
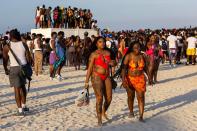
[40,5,46,28]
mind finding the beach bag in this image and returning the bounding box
[75,88,90,107]
[110,66,117,90]
[8,42,32,92]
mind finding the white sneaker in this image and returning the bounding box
[50,77,53,80]
[173,64,176,68]
[57,75,63,81]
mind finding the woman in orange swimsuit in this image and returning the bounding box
[121,41,149,122]
[85,36,116,126]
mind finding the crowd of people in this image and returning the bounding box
[1,27,197,126]
[35,5,97,29]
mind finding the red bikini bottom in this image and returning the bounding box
[94,72,108,81]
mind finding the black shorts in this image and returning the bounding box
[9,66,26,87]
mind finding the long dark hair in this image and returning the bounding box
[86,36,108,64]
[89,36,106,54]
[113,40,139,79]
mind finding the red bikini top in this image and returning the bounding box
[94,51,111,69]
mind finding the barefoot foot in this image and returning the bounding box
[128,113,135,118]
[139,117,145,123]
[102,113,110,120]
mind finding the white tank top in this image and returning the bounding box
[8,41,27,67]
[34,38,42,51]
[36,9,40,17]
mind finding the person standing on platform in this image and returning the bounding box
[35,6,40,28]
[40,5,46,28]
[46,7,52,28]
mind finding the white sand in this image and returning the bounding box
[0,63,197,131]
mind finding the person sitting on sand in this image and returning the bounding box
[84,36,116,126]
[121,41,150,122]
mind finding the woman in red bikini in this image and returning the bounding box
[85,36,116,126]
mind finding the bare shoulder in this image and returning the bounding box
[127,52,134,58]
[3,44,9,54]
[90,51,97,58]
[104,50,111,55]
[51,39,55,43]
[3,44,9,50]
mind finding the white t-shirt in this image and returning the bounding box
[106,41,112,49]
[167,35,177,49]
[8,41,27,67]
[187,37,197,49]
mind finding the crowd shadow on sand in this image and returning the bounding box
[0,89,196,130]
[159,63,186,71]
[0,83,97,119]
[111,89,197,123]
[0,81,84,107]
[158,72,197,84]
[69,115,175,131]
[145,89,197,119]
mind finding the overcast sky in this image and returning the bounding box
[0,0,197,33]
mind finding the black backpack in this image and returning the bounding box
[110,40,118,59]
[161,40,168,50]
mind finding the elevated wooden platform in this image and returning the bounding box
[31,28,98,39]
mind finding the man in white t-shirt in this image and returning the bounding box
[167,32,178,67]
[186,32,197,65]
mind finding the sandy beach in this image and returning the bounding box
[0,63,197,131]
